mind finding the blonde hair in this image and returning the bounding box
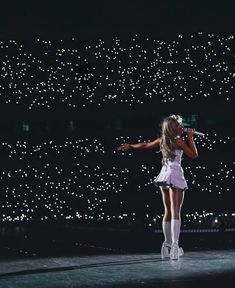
[160,114,182,163]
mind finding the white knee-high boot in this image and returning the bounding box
[171,219,181,244]
[170,219,181,260]
[161,221,172,258]
[162,221,172,245]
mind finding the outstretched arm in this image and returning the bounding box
[117,137,161,151]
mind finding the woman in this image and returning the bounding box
[117,114,198,260]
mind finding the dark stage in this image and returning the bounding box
[1,224,235,287]
[1,250,235,288]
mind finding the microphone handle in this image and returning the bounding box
[183,128,205,137]
[194,131,205,136]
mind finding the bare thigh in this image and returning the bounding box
[160,188,171,221]
[160,187,171,209]
[169,188,185,219]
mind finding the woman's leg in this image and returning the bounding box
[160,188,172,259]
[169,188,184,220]
[170,187,184,243]
[169,188,185,259]
[161,187,171,221]
[160,187,172,244]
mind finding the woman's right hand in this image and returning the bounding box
[117,143,132,151]
[187,128,195,139]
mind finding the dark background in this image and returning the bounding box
[0,0,234,37]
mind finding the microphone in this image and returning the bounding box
[183,127,205,137]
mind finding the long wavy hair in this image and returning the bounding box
[160,114,182,164]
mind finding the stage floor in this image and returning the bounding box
[0,249,235,288]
